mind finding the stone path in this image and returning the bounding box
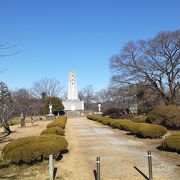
[57,117,180,180]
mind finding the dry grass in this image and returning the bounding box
[0,117,52,179]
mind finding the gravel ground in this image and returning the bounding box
[58,117,180,180]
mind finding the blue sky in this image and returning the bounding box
[0,0,179,93]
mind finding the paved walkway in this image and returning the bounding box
[58,117,180,180]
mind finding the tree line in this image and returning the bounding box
[0,78,64,135]
[0,29,179,133]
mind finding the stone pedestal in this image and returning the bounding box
[63,100,84,111]
[46,113,55,120]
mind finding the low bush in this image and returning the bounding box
[147,106,180,129]
[109,119,134,131]
[87,115,167,138]
[47,116,67,129]
[137,124,167,138]
[2,135,68,164]
[40,127,65,136]
[131,115,147,123]
[161,132,180,153]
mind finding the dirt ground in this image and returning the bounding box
[0,117,180,180]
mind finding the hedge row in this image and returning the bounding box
[2,135,68,164]
[2,116,68,164]
[47,116,67,129]
[161,132,180,153]
[87,115,167,139]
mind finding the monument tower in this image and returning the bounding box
[63,70,84,114]
[68,71,78,100]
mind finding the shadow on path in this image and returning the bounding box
[93,169,97,180]
[133,166,149,180]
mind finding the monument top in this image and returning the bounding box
[68,70,78,100]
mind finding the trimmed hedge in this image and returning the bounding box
[136,124,167,138]
[40,127,65,136]
[2,135,68,164]
[87,115,167,138]
[47,116,67,129]
[161,132,180,153]
[130,115,147,123]
[147,106,180,129]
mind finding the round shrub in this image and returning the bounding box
[47,121,65,129]
[147,106,180,129]
[41,127,65,136]
[2,135,68,164]
[47,116,67,129]
[162,132,180,153]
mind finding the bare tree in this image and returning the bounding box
[0,42,20,73]
[0,82,14,134]
[110,30,180,105]
[12,89,32,111]
[95,86,130,111]
[79,85,95,110]
[12,88,35,127]
[30,78,64,99]
[0,42,20,58]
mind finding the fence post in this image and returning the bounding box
[96,157,100,180]
[147,150,153,180]
[49,154,54,180]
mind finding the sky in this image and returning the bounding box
[0,0,180,93]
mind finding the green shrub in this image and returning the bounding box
[47,116,67,129]
[147,106,180,129]
[116,120,134,131]
[131,115,147,123]
[40,127,65,136]
[123,122,140,134]
[137,124,167,138]
[109,120,121,128]
[2,135,68,164]
[162,132,180,153]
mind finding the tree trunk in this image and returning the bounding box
[2,119,11,135]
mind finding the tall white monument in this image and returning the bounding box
[68,71,78,100]
[63,70,84,113]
